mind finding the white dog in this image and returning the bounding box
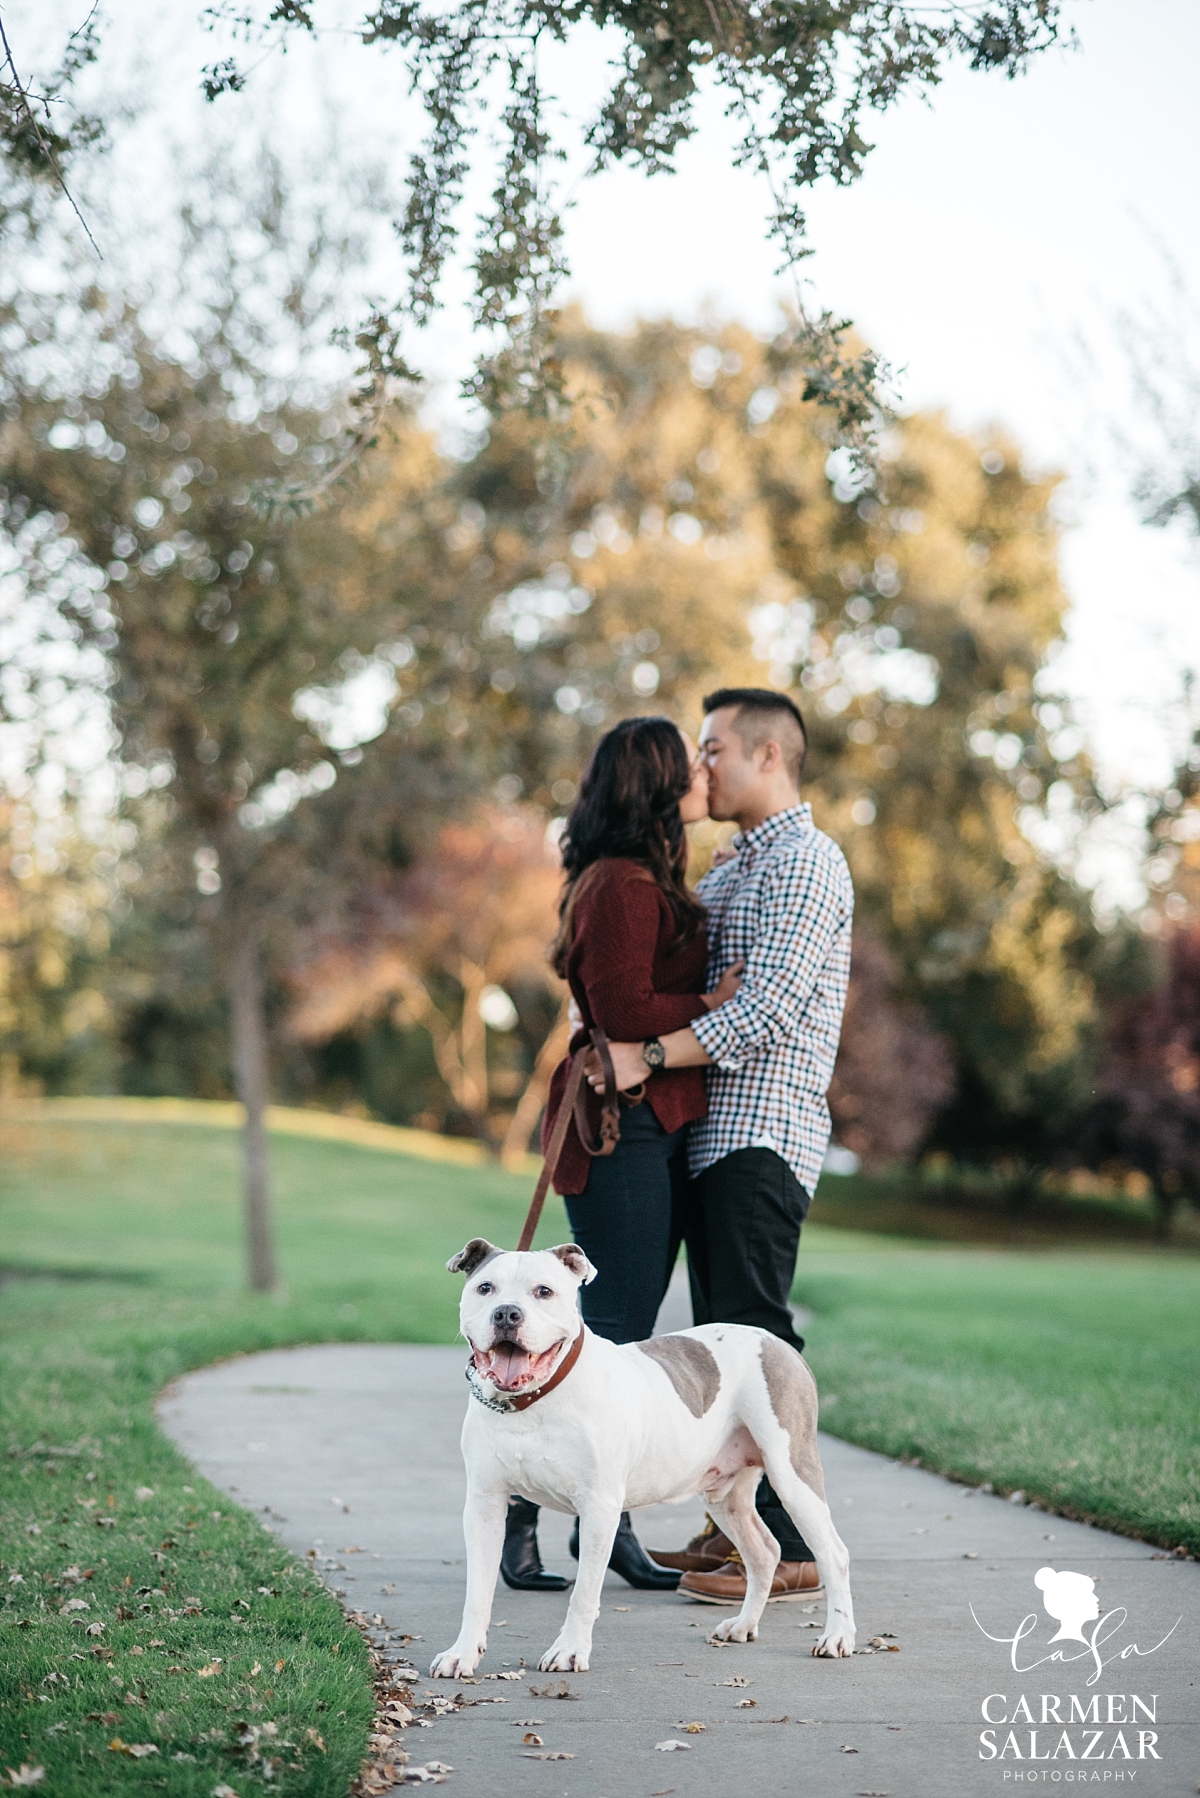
[431,1239,855,1677]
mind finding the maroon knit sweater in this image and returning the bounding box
[542,857,709,1196]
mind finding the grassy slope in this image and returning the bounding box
[2,1115,1198,1792]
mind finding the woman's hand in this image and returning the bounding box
[702,957,745,1010]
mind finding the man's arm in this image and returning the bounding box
[589,844,851,1091]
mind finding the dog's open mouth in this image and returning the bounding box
[473,1339,565,1393]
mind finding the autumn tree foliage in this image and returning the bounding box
[827,928,955,1170]
[1083,925,1200,1238]
[288,806,565,1154]
[325,311,1104,1161]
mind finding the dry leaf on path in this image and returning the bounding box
[654,1740,691,1752]
[522,1751,574,1761]
[841,1744,859,1753]
[721,1675,748,1687]
[736,1699,756,1709]
[682,1723,706,1733]
[526,1680,574,1698]
[522,1733,544,1745]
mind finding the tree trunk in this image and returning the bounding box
[227,927,279,1293]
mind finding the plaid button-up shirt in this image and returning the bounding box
[688,803,853,1195]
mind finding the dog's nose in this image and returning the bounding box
[491,1304,524,1332]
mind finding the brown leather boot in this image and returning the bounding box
[647,1516,734,1574]
[677,1552,824,1604]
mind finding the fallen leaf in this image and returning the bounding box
[127,1745,158,1759]
[736,1699,756,1709]
[767,1715,789,1724]
[95,1517,117,1529]
[841,1744,859,1753]
[522,1733,544,1746]
[212,1786,241,1797]
[85,1621,105,1636]
[135,1487,155,1501]
[197,1660,222,1678]
[654,1740,690,1752]
[4,1768,46,1788]
[306,1729,326,1752]
[721,1675,748,1687]
[526,1679,573,1697]
[274,1659,286,1673]
[682,1722,706,1733]
[522,1752,574,1761]
[613,1605,629,1611]
[249,1662,261,1677]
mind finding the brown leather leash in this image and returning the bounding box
[515,1026,623,1253]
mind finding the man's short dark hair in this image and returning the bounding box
[702,687,808,784]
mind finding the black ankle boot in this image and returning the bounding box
[569,1511,681,1590]
[500,1497,571,1592]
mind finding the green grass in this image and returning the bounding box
[3,1114,1198,1794]
[795,1250,1200,1551]
[0,1116,552,1796]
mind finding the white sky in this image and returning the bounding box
[16,0,1200,902]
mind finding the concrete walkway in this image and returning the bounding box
[158,1285,1198,1797]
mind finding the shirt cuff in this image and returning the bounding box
[691,1005,747,1072]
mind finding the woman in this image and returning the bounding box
[500,716,741,1594]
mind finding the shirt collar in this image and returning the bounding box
[732,803,811,858]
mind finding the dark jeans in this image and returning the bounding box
[684,1146,814,1562]
[564,1102,687,1345]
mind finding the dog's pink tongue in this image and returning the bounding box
[488,1343,533,1390]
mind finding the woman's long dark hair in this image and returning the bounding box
[551,716,706,976]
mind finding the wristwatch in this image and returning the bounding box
[641,1036,666,1072]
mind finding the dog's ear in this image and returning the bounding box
[447,1238,500,1277]
[548,1243,597,1285]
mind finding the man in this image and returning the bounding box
[590,687,853,1603]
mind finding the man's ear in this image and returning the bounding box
[549,1243,598,1284]
[447,1238,500,1276]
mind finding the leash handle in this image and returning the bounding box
[516,1027,620,1253]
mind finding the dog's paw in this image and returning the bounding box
[538,1637,590,1673]
[430,1643,482,1678]
[708,1615,758,1644]
[811,1625,855,1659]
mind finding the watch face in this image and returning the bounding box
[643,1039,666,1069]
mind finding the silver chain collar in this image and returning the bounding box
[464,1360,523,1414]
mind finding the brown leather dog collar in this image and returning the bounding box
[466,1327,585,1415]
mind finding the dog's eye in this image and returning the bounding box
[534,1285,554,1299]
[476,1281,494,1295]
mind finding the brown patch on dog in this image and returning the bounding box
[447,1238,501,1276]
[638,1335,721,1417]
[759,1337,825,1498]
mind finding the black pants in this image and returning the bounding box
[685,1146,814,1562]
[564,1103,687,1345]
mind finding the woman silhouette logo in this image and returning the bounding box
[1034,1566,1100,1643]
